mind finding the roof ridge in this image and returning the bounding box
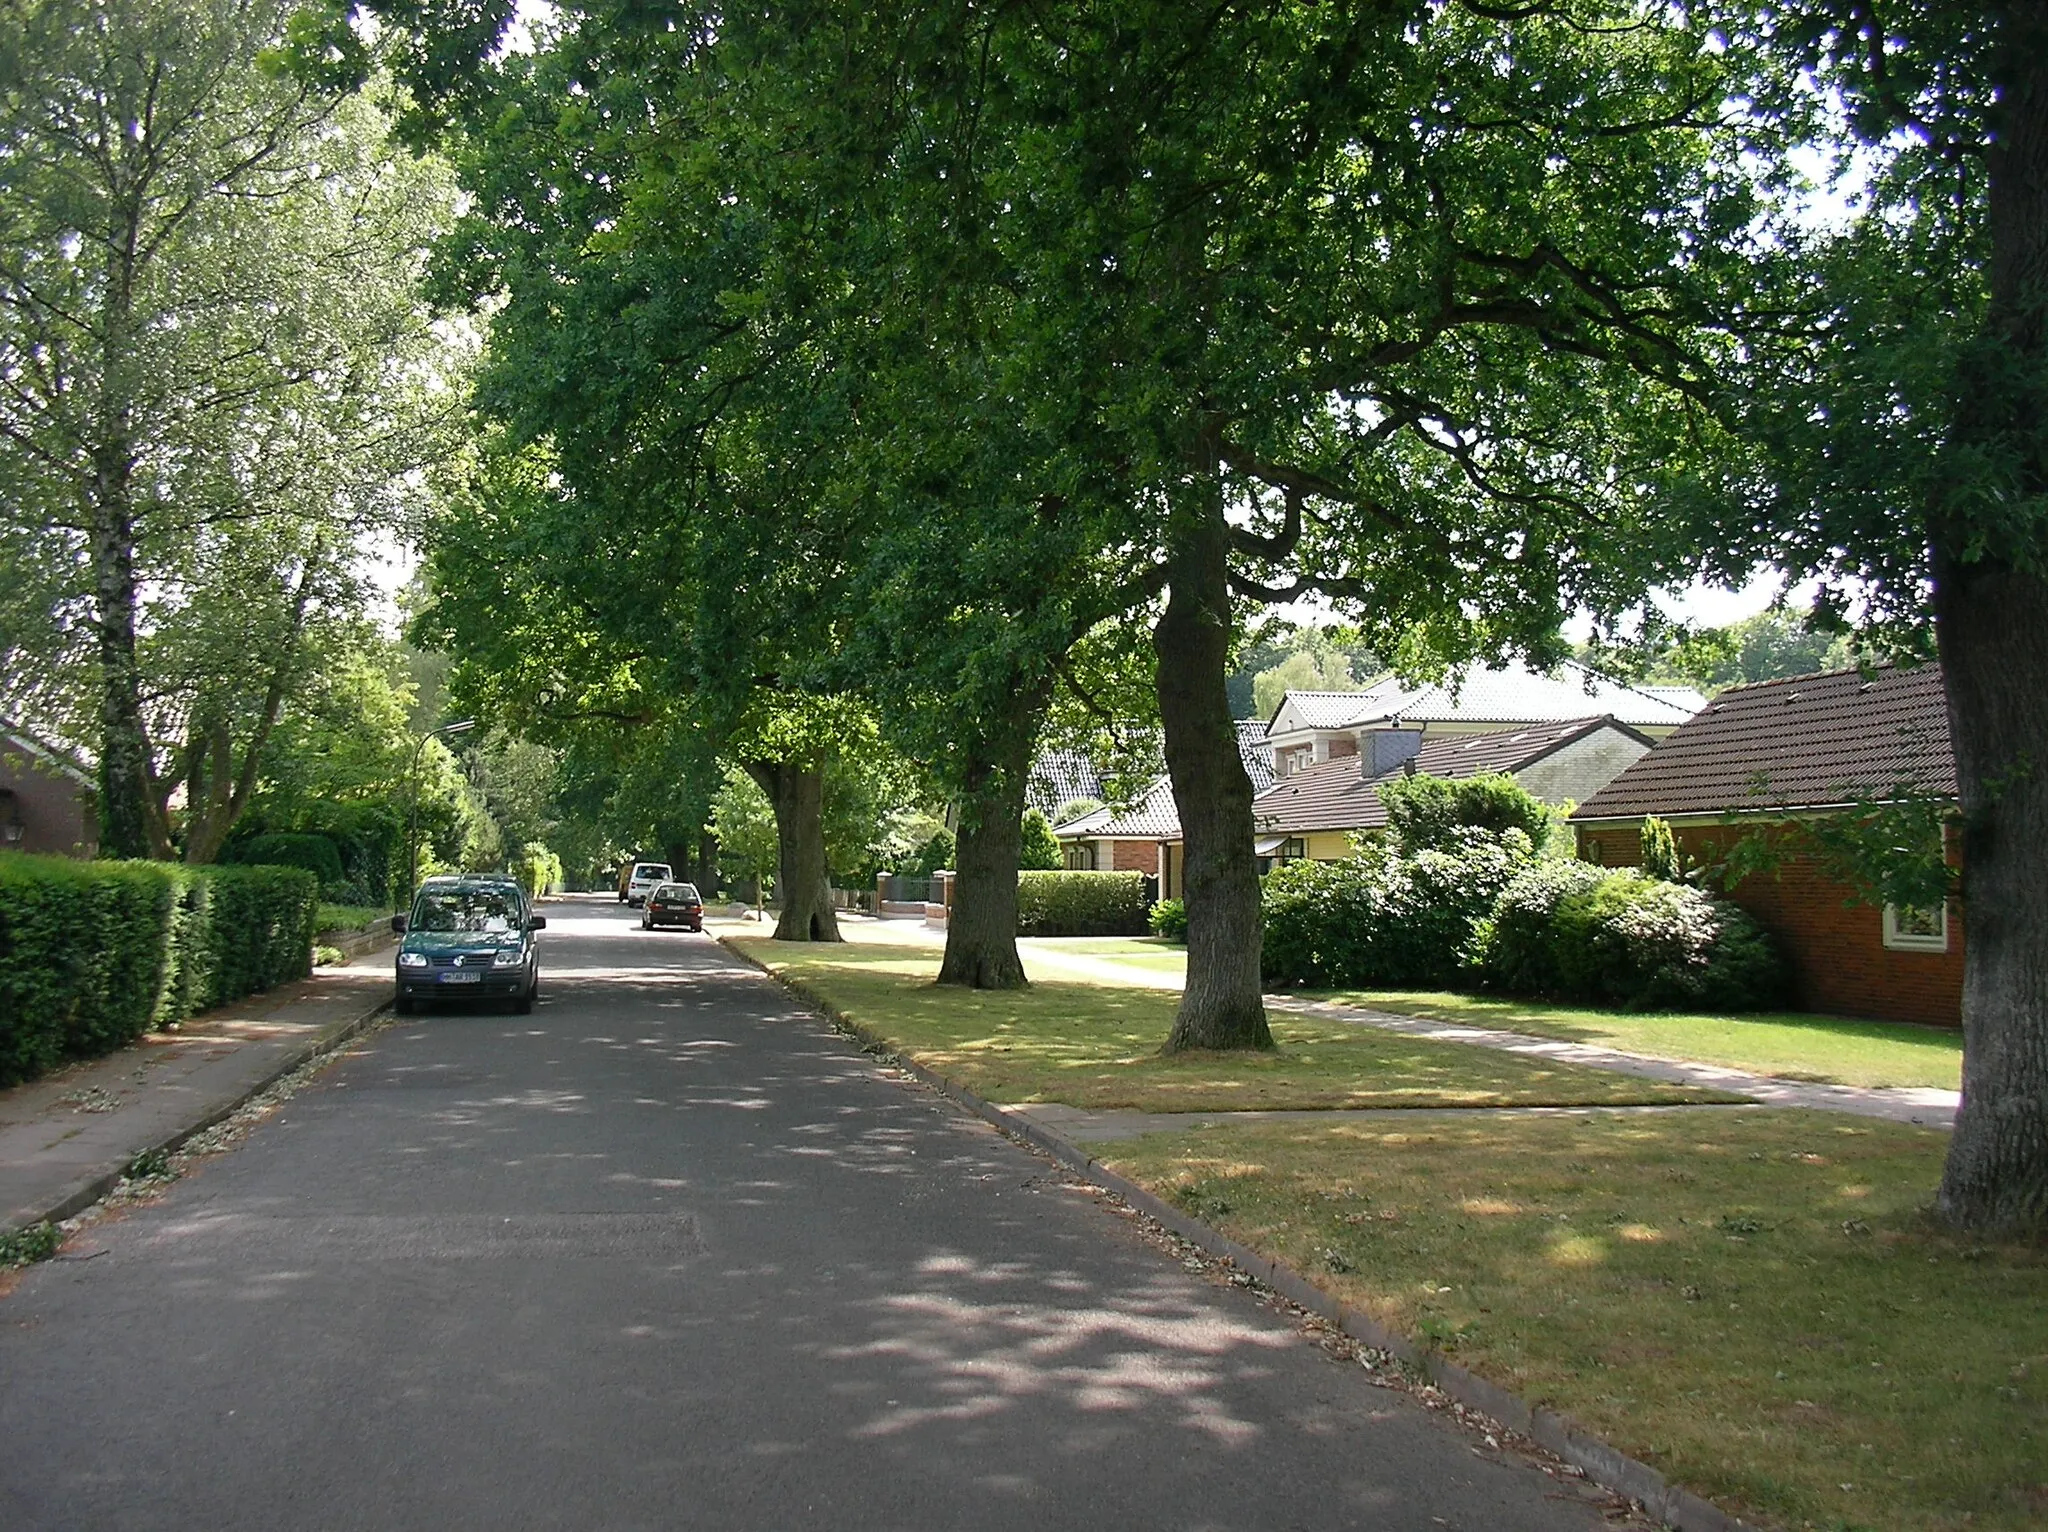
[1706,660,1922,698]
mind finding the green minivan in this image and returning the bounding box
[391,874,546,1014]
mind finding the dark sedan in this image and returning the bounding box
[640,882,704,932]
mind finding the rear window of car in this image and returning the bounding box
[633,864,671,879]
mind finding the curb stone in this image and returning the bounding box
[721,935,1754,1532]
[11,990,392,1237]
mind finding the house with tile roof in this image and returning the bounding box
[1264,659,1702,782]
[1051,721,1276,898]
[0,719,97,857]
[1570,663,1961,1026]
[1250,716,1653,861]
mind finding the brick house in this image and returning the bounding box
[1250,716,1653,862]
[1569,664,1961,1027]
[0,720,97,858]
[1052,722,1276,899]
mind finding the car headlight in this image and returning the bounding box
[398,951,428,969]
[493,948,524,967]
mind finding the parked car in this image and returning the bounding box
[619,861,673,906]
[391,875,546,1014]
[641,882,705,932]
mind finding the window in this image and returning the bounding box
[1064,842,1097,871]
[1278,837,1306,862]
[1883,902,1949,952]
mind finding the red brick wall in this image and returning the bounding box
[1574,822,1963,1028]
[1108,839,1159,874]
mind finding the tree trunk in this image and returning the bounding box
[1155,455,1272,1052]
[747,761,842,942]
[1933,3,2048,1235]
[695,829,720,894]
[938,677,1051,990]
[90,469,152,861]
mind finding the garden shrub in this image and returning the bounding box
[1018,809,1064,871]
[0,852,319,1088]
[1377,771,1554,854]
[1015,871,1151,936]
[1550,872,1787,1011]
[1262,829,1533,988]
[1148,898,1188,942]
[1469,859,1610,997]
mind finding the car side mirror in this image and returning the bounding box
[528,915,547,931]
[390,914,408,933]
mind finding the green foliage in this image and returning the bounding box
[1550,874,1787,1013]
[910,830,956,878]
[1147,899,1189,943]
[0,1221,62,1268]
[1018,810,1063,872]
[1639,816,1683,883]
[1377,773,1554,855]
[227,832,346,894]
[0,853,317,1087]
[515,844,563,898]
[1469,859,1611,998]
[710,765,778,893]
[1262,830,1535,989]
[1015,872,1152,938]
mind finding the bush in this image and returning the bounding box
[1148,898,1188,942]
[1015,871,1151,936]
[1262,828,1534,988]
[228,831,346,895]
[1550,872,1787,1011]
[1377,771,1554,854]
[1018,809,1064,871]
[0,853,319,1088]
[1639,815,1683,882]
[1469,859,1610,997]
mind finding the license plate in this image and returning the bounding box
[437,971,483,985]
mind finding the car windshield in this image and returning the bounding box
[412,887,524,933]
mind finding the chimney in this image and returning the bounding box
[1367,727,1423,779]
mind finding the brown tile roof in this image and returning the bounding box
[1570,663,1955,822]
[1251,717,1627,836]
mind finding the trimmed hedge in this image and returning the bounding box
[227,831,346,894]
[1015,871,1151,937]
[0,853,319,1088]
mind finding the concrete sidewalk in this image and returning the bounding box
[1,953,392,1234]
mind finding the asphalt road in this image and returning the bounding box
[1,898,1625,1531]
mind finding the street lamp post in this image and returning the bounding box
[406,719,476,905]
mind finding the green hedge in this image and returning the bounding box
[1015,871,1152,937]
[0,853,319,1088]
[226,831,346,894]
[1148,898,1188,942]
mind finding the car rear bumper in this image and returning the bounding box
[646,910,703,929]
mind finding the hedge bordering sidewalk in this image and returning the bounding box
[0,963,391,1237]
[719,933,1752,1532]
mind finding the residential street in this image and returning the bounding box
[2,898,1622,1531]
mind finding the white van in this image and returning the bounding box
[622,862,673,907]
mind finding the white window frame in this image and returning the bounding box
[1882,901,1949,953]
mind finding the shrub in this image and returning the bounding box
[1018,809,1064,871]
[1550,872,1787,1011]
[1015,871,1151,936]
[1148,898,1188,942]
[1469,859,1610,997]
[228,831,346,895]
[1262,829,1534,988]
[0,852,318,1088]
[1377,771,1554,854]
[913,829,955,876]
[1639,815,1683,882]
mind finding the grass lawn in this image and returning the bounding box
[733,936,1742,1113]
[1310,990,1962,1092]
[1104,1112,2047,1532]
[314,902,393,936]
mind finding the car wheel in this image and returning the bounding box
[513,984,533,1015]
[394,995,413,1016]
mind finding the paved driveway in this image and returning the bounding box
[1,899,1623,1531]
